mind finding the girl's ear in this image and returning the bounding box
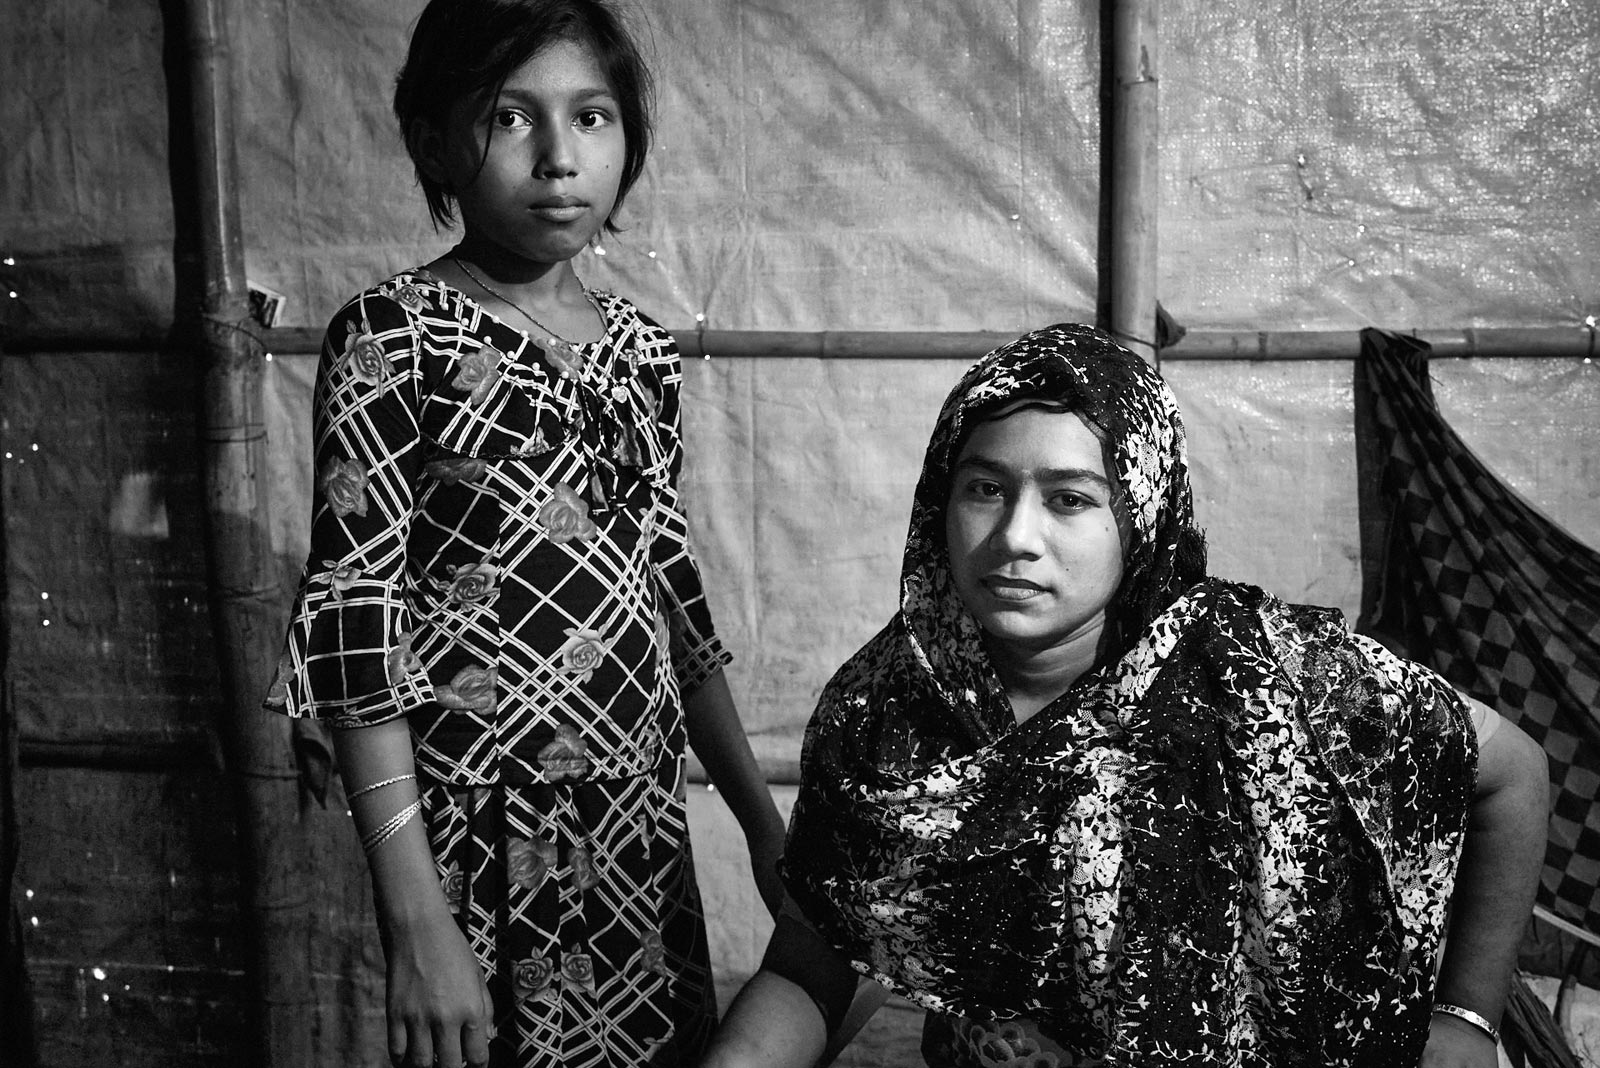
[408,118,449,184]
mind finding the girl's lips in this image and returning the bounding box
[529,204,587,223]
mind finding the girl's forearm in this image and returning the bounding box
[1434,722,1548,1023]
[331,719,454,932]
[683,669,785,841]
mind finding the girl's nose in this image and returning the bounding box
[535,126,578,179]
[989,496,1045,557]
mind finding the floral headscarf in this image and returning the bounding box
[782,325,1476,1066]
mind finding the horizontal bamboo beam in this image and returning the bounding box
[6,325,1594,361]
[18,733,213,772]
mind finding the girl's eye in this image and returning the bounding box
[493,109,531,130]
[574,109,612,131]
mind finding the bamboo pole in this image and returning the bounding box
[6,325,1596,362]
[1104,0,1160,365]
[181,1,312,1065]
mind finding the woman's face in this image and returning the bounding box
[945,408,1125,658]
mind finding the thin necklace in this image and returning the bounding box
[451,256,603,347]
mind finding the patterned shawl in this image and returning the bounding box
[782,325,1478,1066]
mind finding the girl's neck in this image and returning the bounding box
[432,238,604,343]
[449,237,582,301]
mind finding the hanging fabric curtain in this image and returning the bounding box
[1353,327,1600,934]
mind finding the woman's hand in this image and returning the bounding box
[1419,1012,1500,1068]
[382,912,494,1068]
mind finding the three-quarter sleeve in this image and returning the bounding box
[636,314,733,699]
[265,285,435,725]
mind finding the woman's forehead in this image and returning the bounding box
[954,408,1108,474]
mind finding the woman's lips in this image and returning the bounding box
[982,576,1047,601]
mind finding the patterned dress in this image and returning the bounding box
[264,270,728,1066]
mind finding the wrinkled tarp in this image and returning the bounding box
[3,0,1598,336]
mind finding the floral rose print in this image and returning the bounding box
[538,337,585,378]
[538,725,591,782]
[435,664,497,711]
[956,1019,1061,1068]
[342,321,392,393]
[446,561,498,605]
[320,559,361,601]
[539,484,598,544]
[317,457,369,518]
[560,951,595,993]
[639,929,668,975]
[569,846,600,891]
[451,344,503,406]
[394,283,425,311]
[384,629,423,685]
[557,628,609,686]
[441,861,463,914]
[507,836,558,892]
[423,456,487,485]
[262,652,293,708]
[513,429,552,458]
[512,955,555,1002]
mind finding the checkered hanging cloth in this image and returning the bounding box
[1354,327,1600,932]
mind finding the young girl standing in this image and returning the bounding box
[264,3,785,1066]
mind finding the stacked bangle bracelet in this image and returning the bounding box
[359,798,424,855]
[1432,1003,1500,1045]
[346,773,416,802]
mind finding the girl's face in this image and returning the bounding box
[945,408,1125,659]
[429,38,627,268]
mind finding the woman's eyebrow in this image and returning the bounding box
[954,454,1112,490]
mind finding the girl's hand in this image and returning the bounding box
[1419,1012,1500,1068]
[747,823,787,918]
[382,913,494,1068]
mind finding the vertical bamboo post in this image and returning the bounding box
[1105,0,1160,365]
[183,1,313,1064]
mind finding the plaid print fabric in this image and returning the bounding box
[425,760,715,1066]
[264,271,731,1063]
[1355,328,1600,931]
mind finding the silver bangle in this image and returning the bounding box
[346,773,416,802]
[1432,1002,1500,1045]
[359,798,423,855]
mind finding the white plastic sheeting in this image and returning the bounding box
[4,0,1598,335]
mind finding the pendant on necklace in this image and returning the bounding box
[610,383,630,404]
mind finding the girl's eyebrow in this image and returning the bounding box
[497,85,617,106]
[955,453,1112,491]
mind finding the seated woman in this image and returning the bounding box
[701,324,1549,1068]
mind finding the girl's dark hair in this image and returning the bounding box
[393,0,654,231]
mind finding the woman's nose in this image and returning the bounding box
[989,496,1045,557]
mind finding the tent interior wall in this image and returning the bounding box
[2,0,1597,1065]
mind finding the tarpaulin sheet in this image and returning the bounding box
[3,0,1597,334]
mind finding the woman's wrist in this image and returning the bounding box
[1431,1002,1500,1045]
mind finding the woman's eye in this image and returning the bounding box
[493,109,531,130]
[1050,491,1094,512]
[962,479,1003,499]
